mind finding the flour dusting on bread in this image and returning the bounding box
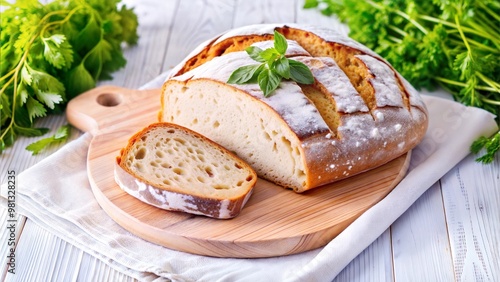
[160,24,428,192]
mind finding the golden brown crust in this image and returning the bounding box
[162,24,429,192]
[299,106,427,190]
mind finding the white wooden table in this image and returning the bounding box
[1,1,499,281]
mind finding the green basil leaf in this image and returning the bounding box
[247,64,265,83]
[273,30,288,55]
[289,59,314,84]
[260,48,280,64]
[258,69,281,97]
[245,46,265,62]
[227,64,264,84]
[274,57,290,79]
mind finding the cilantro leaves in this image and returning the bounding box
[227,30,314,97]
[0,0,138,154]
[26,124,71,155]
[305,0,500,163]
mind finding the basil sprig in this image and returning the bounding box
[227,30,314,97]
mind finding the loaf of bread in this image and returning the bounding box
[115,122,257,219]
[160,24,429,193]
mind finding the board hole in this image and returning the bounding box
[96,93,122,107]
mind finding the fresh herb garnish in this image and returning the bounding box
[26,124,71,155]
[470,134,500,164]
[0,0,138,154]
[304,0,500,163]
[227,30,314,97]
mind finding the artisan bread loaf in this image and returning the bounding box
[115,122,257,219]
[160,24,428,192]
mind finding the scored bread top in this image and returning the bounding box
[172,51,331,138]
[168,23,426,111]
[161,24,428,191]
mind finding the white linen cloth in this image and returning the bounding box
[1,74,498,281]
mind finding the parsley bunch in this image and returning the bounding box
[0,0,138,154]
[304,0,500,163]
[228,30,314,97]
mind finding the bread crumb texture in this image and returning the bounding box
[116,123,256,218]
[162,24,428,192]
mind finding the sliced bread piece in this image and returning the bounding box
[114,122,257,219]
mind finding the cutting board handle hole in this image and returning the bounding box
[96,93,123,107]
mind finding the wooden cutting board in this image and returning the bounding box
[66,85,411,258]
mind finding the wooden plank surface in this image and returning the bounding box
[441,154,500,281]
[391,182,455,281]
[233,0,297,27]
[162,0,236,70]
[1,0,498,280]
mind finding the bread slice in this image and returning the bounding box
[114,122,257,219]
[160,24,428,192]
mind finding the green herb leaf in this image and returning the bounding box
[245,46,266,62]
[0,0,138,154]
[17,81,29,106]
[42,34,73,69]
[25,124,71,155]
[65,63,96,99]
[26,96,47,121]
[25,137,54,155]
[2,128,15,147]
[258,68,281,97]
[259,48,280,64]
[35,90,64,109]
[21,65,32,85]
[227,64,264,84]
[289,59,315,84]
[227,30,314,97]
[14,124,49,137]
[471,132,500,164]
[0,94,12,125]
[303,0,319,9]
[273,30,288,55]
[54,124,70,140]
[273,57,290,79]
[454,52,474,81]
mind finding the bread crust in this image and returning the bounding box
[161,24,429,192]
[115,122,256,218]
